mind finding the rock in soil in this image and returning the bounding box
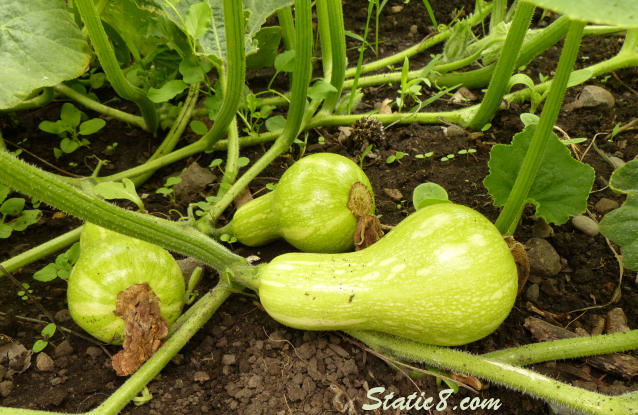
[54,339,73,358]
[606,308,630,333]
[525,238,562,276]
[571,215,599,237]
[0,380,13,398]
[595,198,619,214]
[36,352,55,372]
[525,283,540,302]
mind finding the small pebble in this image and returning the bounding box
[50,377,63,386]
[85,346,102,359]
[221,354,236,366]
[443,125,466,137]
[36,352,55,372]
[571,215,599,236]
[193,371,210,383]
[577,85,615,108]
[54,339,73,358]
[0,380,14,398]
[54,309,72,323]
[383,188,403,202]
[525,283,540,302]
[595,198,619,214]
[532,218,554,239]
[391,5,403,13]
[409,25,418,35]
[525,238,562,276]
[606,308,630,333]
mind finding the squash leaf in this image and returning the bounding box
[600,160,638,271]
[524,0,638,28]
[0,0,90,109]
[138,0,293,65]
[484,124,594,225]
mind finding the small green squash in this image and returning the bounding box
[67,224,185,344]
[255,203,518,346]
[227,153,375,253]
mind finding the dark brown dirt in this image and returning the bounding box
[2,1,638,414]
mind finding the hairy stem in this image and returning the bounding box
[349,330,637,415]
[0,152,247,271]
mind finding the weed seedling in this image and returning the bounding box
[415,152,434,159]
[386,151,405,164]
[17,282,33,300]
[32,323,56,353]
[440,154,455,162]
[156,177,182,203]
[38,103,106,158]
[359,144,374,168]
[33,242,81,282]
[0,185,41,238]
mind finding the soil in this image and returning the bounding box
[2,1,638,414]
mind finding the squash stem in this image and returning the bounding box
[467,1,535,130]
[0,152,248,272]
[483,329,638,366]
[54,84,146,131]
[74,0,158,133]
[198,0,312,224]
[495,20,586,235]
[349,330,636,414]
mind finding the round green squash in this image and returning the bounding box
[255,203,518,346]
[228,152,375,253]
[68,225,185,344]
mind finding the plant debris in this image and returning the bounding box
[111,283,169,376]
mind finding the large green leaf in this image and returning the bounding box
[484,124,595,225]
[524,0,638,27]
[0,0,90,109]
[138,0,293,64]
[600,160,638,271]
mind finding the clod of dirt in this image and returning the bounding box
[54,309,72,323]
[173,161,217,203]
[85,346,102,359]
[606,308,630,334]
[505,236,530,295]
[525,238,562,277]
[221,354,236,366]
[111,283,169,376]
[354,215,384,250]
[0,342,32,377]
[565,85,615,110]
[36,352,54,372]
[591,315,606,336]
[0,380,13,398]
[571,215,599,237]
[54,340,73,358]
[595,198,619,214]
[193,371,210,383]
[383,188,403,202]
[443,124,466,138]
[532,218,554,239]
[525,283,540,302]
[233,186,253,210]
[451,87,477,103]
